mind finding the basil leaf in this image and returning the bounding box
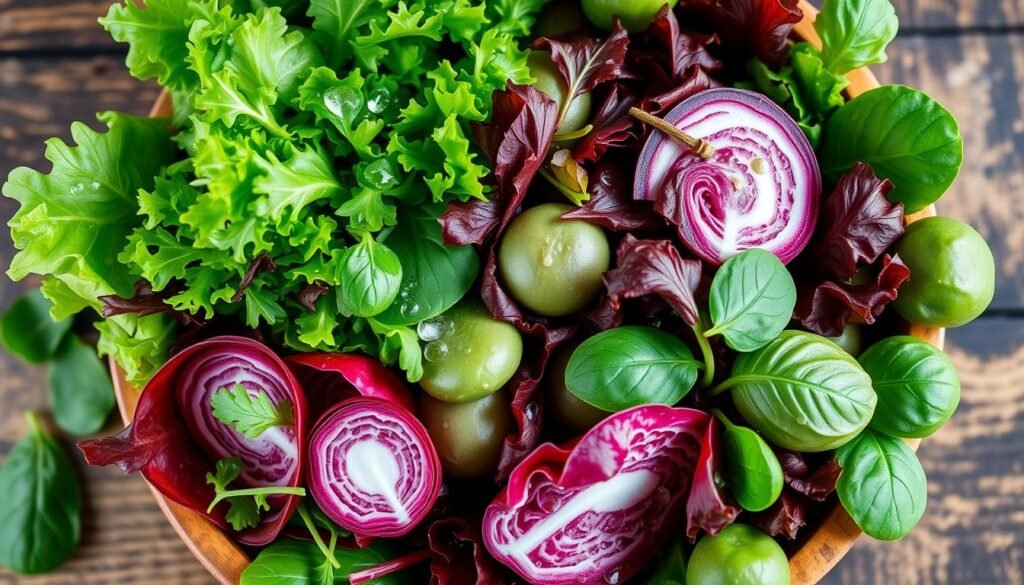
[375,204,479,326]
[718,412,784,512]
[0,290,72,364]
[821,85,963,213]
[335,235,403,318]
[0,412,82,574]
[706,249,796,352]
[242,538,404,585]
[836,429,927,541]
[722,331,876,452]
[566,326,700,412]
[860,336,961,438]
[48,335,115,435]
[815,0,899,75]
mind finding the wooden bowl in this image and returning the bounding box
[112,2,945,583]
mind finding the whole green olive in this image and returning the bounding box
[532,0,596,39]
[893,216,995,328]
[498,203,611,317]
[528,51,592,134]
[545,346,607,433]
[419,300,523,403]
[686,524,790,585]
[419,391,513,478]
[581,0,678,32]
[828,324,863,357]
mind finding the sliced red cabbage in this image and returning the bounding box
[635,88,820,265]
[483,405,710,585]
[308,397,442,538]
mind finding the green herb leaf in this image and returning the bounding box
[860,336,961,439]
[719,331,876,452]
[836,429,927,540]
[335,235,403,318]
[48,336,116,436]
[0,290,72,363]
[815,0,899,75]
[0,412,82,574]
[206,457,306,531]
[375,204,479,326]
[717,411,784,512]
[370,320,425,383]
[94,313,176,387]
[242,538,404,585]
[706,249,796,352]
[821,85,963,213]
[212,385,295,439]
[566,326,701,412]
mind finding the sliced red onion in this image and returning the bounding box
[308,397,442,537]
[635,88,820,265]
[483,405,710,585]
[286,353,416,418]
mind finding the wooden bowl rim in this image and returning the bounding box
[112,2,946,583]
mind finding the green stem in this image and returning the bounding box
[538,167,589,206]
[712,408,735,429]
[208,486,306,512]
[708,377,740,397]
[692,322,716,387]
[298,503,341,570]
[553,124,594,142]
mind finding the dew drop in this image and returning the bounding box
[417,315,454,341]
[70,183,85,194]
[88,181,101,191]
[361,158,400,191]
[524,402,539,421]
[424,340,448,362]
[367,87,392,114]
[604,570,621,584]
[400,301,421,318]
[539,491,561,513]
[323,86,363,124]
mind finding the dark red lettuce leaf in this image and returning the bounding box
[752,450,842,539]
[297,281,330,312]
[645,5,723,80]
[561,163,665,232]
[796,254,911,336]
[428,517,510,585]
[788,458,842,501]
[534,21,630,107]
[604,235,703,326]
[232,252,277,302]
[440,199,503,247]
[815,163,904,281]
[100,280,201,325]
[750,491,810,539]
[684,0,802,69]
[686,416,741,539]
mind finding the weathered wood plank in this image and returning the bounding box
[891,0,1024,30]
[0,0,117,52]
[823,317,1024,585]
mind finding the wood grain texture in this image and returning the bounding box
[0,0,117,52]
[891,0,1024,29]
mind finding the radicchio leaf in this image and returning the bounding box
[535,21,631,108]
[796,254,911,336]
[788,458,842,501]
[604,235,702,326]
[440,198,504,247]
[296,281,330,312]
[645,5,723,80]
[752,450,842,539]
[814,163,904,281]
[684,0,803,69]
[562,164,665,232]
[99,280,201,325]
[232,252,278,302]
[78,336,306,546]
[483,406,710,585]
[686,416,741,540]
[750,491,810,539]
[428,517,510,585]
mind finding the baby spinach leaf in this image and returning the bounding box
[717,411,784,512]
[48,335,115,436]
[335,235,403,318]
[836,429,927,541]
[717,331,876,452]
[0,412,81,574]
[566,326,700,412]
[706,249,796,352]
[821,85,963,213]
[212,385,295,439]
[242,538,405,585]
[375,204,479,326]
[815,0,899,75]
[0,289,72,363]
[860,336,961,438]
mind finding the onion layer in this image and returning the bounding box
[308,397,442,537]
[635,88,821,265]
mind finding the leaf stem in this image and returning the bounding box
[629,107,716,159]
[538,167,589,206]
[553,124,594,142]
[692,322,716,387]
[349,549,432,585]
[708,377,739,397]
[297,502,341,570]
[208,486,306,511]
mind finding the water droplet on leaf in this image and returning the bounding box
[524,402,539,421]
[424,340,448,362]
[323,86,363,126]
[367,87,391,114]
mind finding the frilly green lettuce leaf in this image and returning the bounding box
[95,313,176,386]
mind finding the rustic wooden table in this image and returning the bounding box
[1,1,1022,583]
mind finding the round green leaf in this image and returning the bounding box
[836,429,927,541]
[0,290,72,364]
[718,413,784,512]
[48,335,116,436]
[707,249,796,352]
[566,326,700,412]
[725,331,876,452]
[335,236,402,318]
[821,85,963,213]
[241,538,403,585]
[860,336,960,438]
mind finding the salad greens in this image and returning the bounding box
[242,538,405,585]
[49,336,117,436]
[814,0,900,75]
[206,457,307,531]
[0,413,82,575]
[717,411,784,513]
[706,249,797,353]
[212,385,296,438]
[0,290,72,364]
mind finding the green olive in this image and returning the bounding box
[581,0,678,32]
[532,0,596,39]
[419,300,523,403]
[687,524,790,585]
[419,391,513,478]
[498,203,611,317]
[828,325,863,357]
[546,346,607,433]
[528,51,592,134]
[893,216,995,328]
